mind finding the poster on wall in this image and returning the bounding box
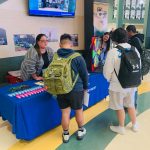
[125,10,130,19]
[93,2,108,36]
[136,0,141,9]
[130,9,136,19]
[71,34,78,47]
[13,34,35,51]
[125,0,130,9]
[114,0,117,8]
[40,28,58,42]
[0,0,8,5]
[0,28,7,45]
[136,10,141,20]
[131,0,136,9]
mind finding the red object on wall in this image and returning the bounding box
[6,75,23,84]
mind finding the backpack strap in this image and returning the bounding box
[116,45,126,51]
[67,52,81,61]
[113,46,126,82]
[68,53,81,87]
[53,52,80,61]
[135,37,143,48]
[52,52,59,61]
[116,45,135,52]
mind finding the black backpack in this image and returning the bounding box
[115,45,142,88]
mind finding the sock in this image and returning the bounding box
[78,126,84,131]
[63,129,69,135]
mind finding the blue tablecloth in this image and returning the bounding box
[0,73,109,140]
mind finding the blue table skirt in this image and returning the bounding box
[0,73,109,140]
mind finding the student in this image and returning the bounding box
[93,32,111,72]
[103,28,140,134]
[126,25,144,55]
[99,32,111,65]
[126,25,144,110]
[21,34,54,81]
[56,34,88,143]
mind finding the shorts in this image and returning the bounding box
[57,91,84,110]
[109,89,135,110]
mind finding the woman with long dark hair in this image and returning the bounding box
[21,34,54,81]
[99,32,110,64]
[94,32,110,72]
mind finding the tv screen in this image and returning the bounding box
[29,0,76,17]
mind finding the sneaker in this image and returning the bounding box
[77,128,86,140]
[62,133,70,143]
[132,123,139,132]
[110,126,125,135]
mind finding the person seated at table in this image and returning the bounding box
[21,34,54,81]
[98,32,111,64]
[56,34,88,143]
[94,32,111,72]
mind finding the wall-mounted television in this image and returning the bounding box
[29,0,76,17]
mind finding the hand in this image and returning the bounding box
[84,89,88,94]
[36,76,43,81]
[32,74,43,81]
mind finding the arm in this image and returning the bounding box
[25,57,43,80]
[31,74,43,80]
[75,56,89,90]
[22,47,43,80]
[103,50,115,82]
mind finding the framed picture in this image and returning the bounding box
[93,2,108,36]
[125,9,130,19]
[14,34,35,51]
[0,28,7,45]
[131,0,136,9]
[125,0,130,9]
[136,10,141,20]
[130,9,136,19]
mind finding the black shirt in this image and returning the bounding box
[128,33,144,55]
[42,51,49,69]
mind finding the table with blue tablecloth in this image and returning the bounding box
[0,73,109,140]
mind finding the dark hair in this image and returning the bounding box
[111,28,128,43]
[34,34,47,56]
[126,25,136,33]
[60,33,72,43]
[101,32,110,54]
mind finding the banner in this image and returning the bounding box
[93,2,108,36]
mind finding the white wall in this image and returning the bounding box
[0,0,84,58]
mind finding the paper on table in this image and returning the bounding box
[35,81,44,86]
[8,70,21,77]
[83,91,90,107]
